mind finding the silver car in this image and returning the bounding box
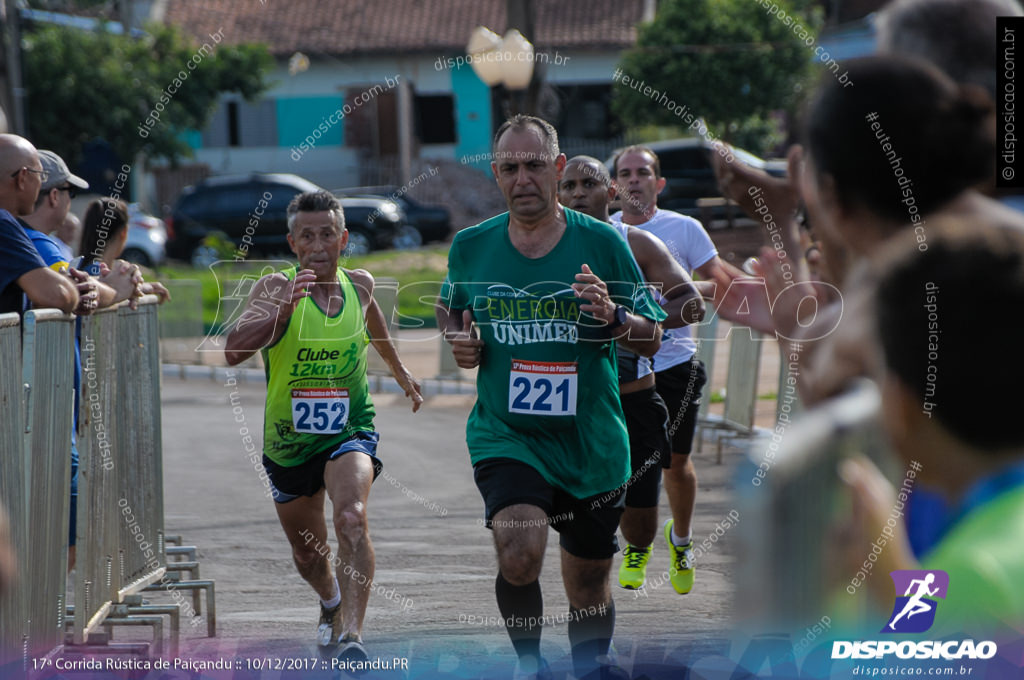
[121,203,167,267]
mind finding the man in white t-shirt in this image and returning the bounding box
[610,145,740,594]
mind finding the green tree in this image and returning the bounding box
[22,22,273,165]
[613,0,821,153]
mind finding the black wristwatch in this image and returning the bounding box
[607,304,628,330]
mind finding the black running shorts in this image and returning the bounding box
[472,457,625,560]
[656,358,707,464]
[261,430,382,503]
[619,385,670,508]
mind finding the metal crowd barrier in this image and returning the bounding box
[115,301,166,597]
[75,299,174,648]
[693,304,719,425]
[695,315,766,457]
[367,276,399,375]
[157,280,204,339]
[0,310,75,664]
[1,298,214,666]
[0,313,27,664]
[75,301,169,645]
[735,380,892,630]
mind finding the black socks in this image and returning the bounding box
[495,572,544,661]
[568,599,615,677]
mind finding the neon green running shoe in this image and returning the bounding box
[664,519,695,594]
[618,543,652,589]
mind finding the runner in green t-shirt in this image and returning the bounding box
[436,115,665,679]
[225,191,422,663]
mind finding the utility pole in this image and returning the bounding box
[0,0,25,134]
[505,0,541,116]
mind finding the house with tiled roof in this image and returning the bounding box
[158,0,651,189]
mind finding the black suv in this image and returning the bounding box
[167,173,402,265]
[339,185,452,244]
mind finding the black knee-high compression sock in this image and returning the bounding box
[495,572,543,661]
[568,599,616,676]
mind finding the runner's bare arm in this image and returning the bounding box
[354,269,423,412]
[224,270,315,365]
[628,228,705,329]
[574,263,662,357]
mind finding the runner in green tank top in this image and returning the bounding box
[225,191,422,664]
[260,264,376,466]
[436,116,665,680]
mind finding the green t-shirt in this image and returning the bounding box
[440,208,666,498]
[922,485,1024,636]
[261,266,375,466]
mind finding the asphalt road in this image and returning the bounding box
[154,374,743,678]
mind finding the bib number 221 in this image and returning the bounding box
[508,360,577,416]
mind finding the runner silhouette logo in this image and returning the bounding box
[882,570,949,634]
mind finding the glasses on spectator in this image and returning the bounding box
[55,185,77,199]
[10,167,48,183]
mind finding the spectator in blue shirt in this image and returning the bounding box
[0,134,77,314]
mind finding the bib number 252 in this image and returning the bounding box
[292,387,349,434]
[508,360,577,416]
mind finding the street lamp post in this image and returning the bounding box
[466,26,536,119]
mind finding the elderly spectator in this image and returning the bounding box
[0,134,77,314]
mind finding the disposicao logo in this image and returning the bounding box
[832,570,997,661]
[882,570,948,634]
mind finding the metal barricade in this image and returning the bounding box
[4,299,207,660]
[438,332,461,378]
[20,310,75,659]
[158,280,205,366]
[74,299,167,645]
[157,280,204,339]
[0,313,26,662]
[696,322,765,458]
[721,327,763,433]
[114,300,167,598]
[75,305,122,643]
[693,306,719,426]
[735,380,891,630]
[368,277,399,375]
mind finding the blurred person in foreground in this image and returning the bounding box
[712,0,1022,282]
[840,220,1024,637]
[713,56,1008,390]
[722,56,1011,560]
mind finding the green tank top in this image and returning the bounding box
[261,266,375,466]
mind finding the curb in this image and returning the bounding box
[161,363,477,396]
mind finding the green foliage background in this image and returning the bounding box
[613,0,823,153]
[22,22,273,167]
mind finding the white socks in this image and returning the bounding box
[321,577,341,609]
[671,527,691,547]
